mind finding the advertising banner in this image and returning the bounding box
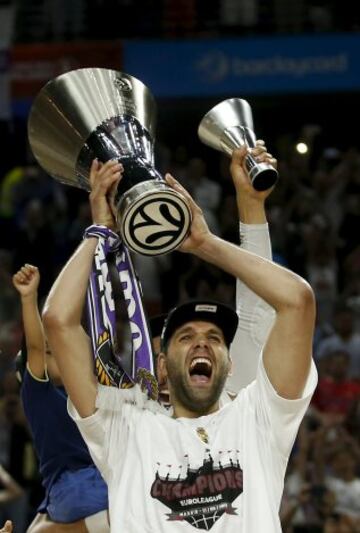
[124,33,360,97]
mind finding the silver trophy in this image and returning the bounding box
[198,98,278,191]
[28,67,191,256]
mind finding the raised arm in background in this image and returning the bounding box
[228,140,276,393]
[12,264,46,378]
[168,145,316,400]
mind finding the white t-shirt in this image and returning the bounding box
[69,359,317,532]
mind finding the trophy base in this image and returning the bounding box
[118,180,192,256]
[249,163,278,192]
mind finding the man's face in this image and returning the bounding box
[159,320,231,415]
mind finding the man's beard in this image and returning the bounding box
[167,359,229,416]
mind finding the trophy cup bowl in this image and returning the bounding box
[28,67,191,256]
[198,98,278,191]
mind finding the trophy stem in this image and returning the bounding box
[245,156,278,191]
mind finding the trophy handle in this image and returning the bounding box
[244,153,278,192]
[222,126,278,192]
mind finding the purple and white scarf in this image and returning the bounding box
[84,225,158,399]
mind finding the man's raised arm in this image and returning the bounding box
[167,147,315,400]
[42,160,123,417]
[228,140,276,392]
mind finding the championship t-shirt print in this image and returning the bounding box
[151,450,243,530]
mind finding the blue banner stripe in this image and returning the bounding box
[123,33,360,97]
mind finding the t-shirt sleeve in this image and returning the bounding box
[21,364,51,405]
[67,383,147,482]
[247,355,318,458]
[227,223,275,393]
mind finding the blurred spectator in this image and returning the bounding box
[307,3,334,32]
[0,371,36,532]
[311,149,345,235]
[186,157,222,234]
[0,167,27,250]
[325,447,360,526]
[282,187,317,277]
[67,200,92,252]
[316,303,360,379]
[12,201,56,298]
[43,0,85,40]
[0,251,19,324]
[220,0,259,32]
[133,253,171,316]
[163,0,196,36]
[0,322,21,383]
[0,464,24,529]
[169,145,190,186]
[323,513,358,532]
[311,349,360,424]
[179,257,219,299]
[10,166,63,227]
[303,214,338,324]
[274,0,306,33]
[218,193,239,245]
[337,168,360,273]
[0,166,24,220]
[281,422,337,532]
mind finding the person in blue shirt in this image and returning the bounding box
[13,264,109,533]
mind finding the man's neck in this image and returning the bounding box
[173,401,220,419]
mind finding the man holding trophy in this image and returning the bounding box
[27,68,317,531]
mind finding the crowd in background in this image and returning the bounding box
[0,0,358,530]
[0,123,359,530]
[7,0,360,43]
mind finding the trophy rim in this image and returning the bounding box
[198,97,251,139]
[27,67,157,187]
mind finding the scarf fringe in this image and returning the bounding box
[96,383,169,415]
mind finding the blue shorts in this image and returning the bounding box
[41,465,108,523]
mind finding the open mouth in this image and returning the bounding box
[188,357,213,385]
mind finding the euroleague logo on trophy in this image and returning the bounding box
[123,192,190,254]
[28,67,191,256]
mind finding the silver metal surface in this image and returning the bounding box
[28,68,157,189]
[198,98,254,156]
[198,98,278,191]
[27,67,191,255]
